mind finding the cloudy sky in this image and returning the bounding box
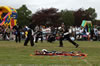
[0,0,100,19]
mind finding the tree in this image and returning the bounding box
[74,8,85,26]
[60,10,75,26]
[31,8,61,27]
[74,8,97,26]
[16,5,32,27]
[84,7,97,21]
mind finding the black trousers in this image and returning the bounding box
[35,36,43,43]
[90,34,94,40]
[59,34,78,47]
[47,34,55,43]
[24,36,34,46]
[15,34,21,43]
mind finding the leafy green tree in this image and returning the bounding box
[16,5,32,27]
[74,8,97,26]
[84,7,97,21]
[60,10,75,26]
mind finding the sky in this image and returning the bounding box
[0,0,100,19]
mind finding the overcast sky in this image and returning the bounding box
[0,0,100,19]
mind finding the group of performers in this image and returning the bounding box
[13,24,79,48]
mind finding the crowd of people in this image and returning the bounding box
[0,25,11,40]
[69,25,100,41]
[32,24,100,42]
[0,23,100,47]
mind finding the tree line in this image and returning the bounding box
[16,5,97,27]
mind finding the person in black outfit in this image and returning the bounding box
[47,34,55,43]
[24,28,34,46]
[59,27,79,48]
[35,29,43,43]
[13,24,21,43]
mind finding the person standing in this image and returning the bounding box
[24,28,34,46]
[59,27,79,48]
[13,24,21,43]
[35,29,43,43]
[90,28,94,41]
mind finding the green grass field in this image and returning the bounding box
[0,40,100,66]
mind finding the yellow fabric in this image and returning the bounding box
[0,16,1,19]
[84,22,87,27]
[0,6,12,13]
[25,31,28,38]
[0,11,2,19]
[14,20,17,25]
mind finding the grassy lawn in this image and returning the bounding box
[0,40,100,66]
